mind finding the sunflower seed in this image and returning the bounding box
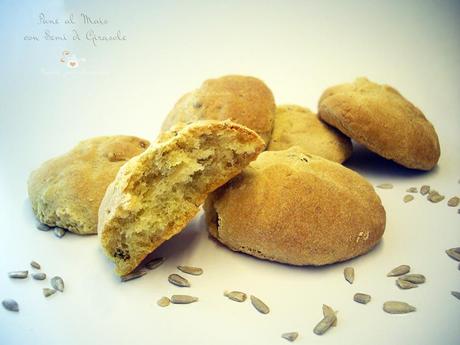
[157,296,170,307]
[121,269,148,282]
[224,290,247,302]
[344,267,354,284]
[451,291,460,300]
[420,185,430,195]
[30,261,41,270]
[145,257,165,270]
[446,248,460,261]
[399,274,426,284]
[50,276,64,292]
[32,272,46,280]
[250,295,270,314]
[2,299,19,312]
[322,304,337,326]
[377,183,393,189]
[383,301,416,314]
[170,295,198,304]
[403,195,414,203]
[428,191,444,203]
[396,278,418,289]
[168,274,190,287]
[43,288,57,297]
[387,265,410,277]
[406,187,418,193]
[313,314,337,335]
[354,293,371,304]
[448,196,460,207]
[8,271,28,279]
[281,332,299,342]
[177,265,203,276]
[53,227,66,238]
[36,223,51,231]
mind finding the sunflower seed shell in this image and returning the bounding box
[420,185,430,195]
[224,290,247,302]
[170,295,198,304]
[177,265,203,276]
[8,271,28,279]
[121,269,148,282]
[250,295,270,314]
[447,196,460,207]
[387,265,410,277]
[53,227,66,238]
[399,274,426,284]
[446,248,460,261]
[403,195,414,203]
[377,183,393,189]
[406,187,418,193]
[43,288,57,297]
[157,296,170,307]
[344,267,354,284]
[168,274,190,287]
[383,301,416,314]
[50,276,64,292]
[145,257,165,270]
[30,261,41,270]
[322,304,337,326]
[2,299,19,312]
[354,293,371,304]
[32,272,46,280]
[36,224,51,231]
[396,278,418,289]
[313,314,337,335]
[281,332,299,342]
[451,291,460,300]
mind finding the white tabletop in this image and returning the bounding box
[1,1,459,344]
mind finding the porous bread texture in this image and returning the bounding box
[161,75,276,145]
[98,120,265,275]
[28,136,149,234]
[318,77,440,170]
[268,104,352,163]
[205,147,386,266]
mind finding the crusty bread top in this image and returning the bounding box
[206,147,386,266]
[161,75,276,145]
[268,104,352,163]
[318,77,440,170]
[28,136,149,234]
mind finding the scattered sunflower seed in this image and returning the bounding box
[420,185,430,195]
[224,290,247,302]
[313,314,337,335]
[406,187,418,193]
[53,227,66,238]
[145,257,165,270]
[2,299,19,312]
[322,304,337,326]
[32,272,46,280]
[170,295,198,304]
[121,269,148,282]
[354,293,371,304]
[43,288,57,298]
[383,301,416,314]
[50,276,64,292]
[344,267,354,284]
[168,274,190,287]
[448,196,460,207]
[8,271,28,279]
[451,291,460,300]
[250,295,270,314]
[177,265,203,276]
[30,261,41,270]
[446,248,460,261]
[377,183,393,189]
[403,195,414,203]
[396,278,418,289]
[387,265,410,277]
[428,191,444,203]
[281,332,299,342]
[157,296,170,307]
[399,274,426,284]
[36,223,51,231]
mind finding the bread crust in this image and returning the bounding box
[98,120,265,275]
[161,75,276,145]
[268,104,352,163]
[28,136,149,234]
[318,77,440,170]
[205,147,386,266]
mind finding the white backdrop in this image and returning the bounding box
[0,1,459,344]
